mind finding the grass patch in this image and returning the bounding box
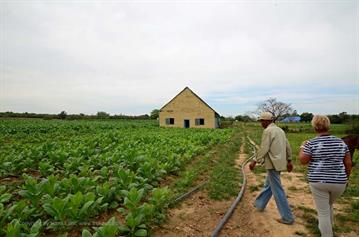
[297,203,320,235]
[168,128,244,202]
[207,129,243,200]
[251,165,267,174]
[249,185,259,192]
[334,200,359,233]
[297,205,316,214]
[288,186,299,191]
[173,169,199,194]
[294,231,306,236]
[302,211,320,236]
[169,147,220,197]
[335,151,359,234]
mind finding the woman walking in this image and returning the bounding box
[299,115,352,237]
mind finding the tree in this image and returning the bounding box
[58,111,67,120]
[150,109,160,119]
[256,97,293,122]
[234,115,254,122]
[339,112,350,123]
[300,112,313,122]
[291,110,299,116]
[97,111,110,118]
[328,115,342,124]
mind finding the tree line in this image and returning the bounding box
[221,112,359,124]
[222,98,359,124]
[1,110,357,124]
[0,111,151,120]
[1,98,358,124]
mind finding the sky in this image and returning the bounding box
[0,0,358,116]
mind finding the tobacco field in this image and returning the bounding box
[0,119,233,237]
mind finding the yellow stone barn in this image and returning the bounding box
[159,87,220,128]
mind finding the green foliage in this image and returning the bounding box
[0,119,232,235]
[82,217,120,237]
[207,131,242,200]
[150,109,159,120]
[148,187,171,223]
[96,111,110,118]
[346,120,359,133]
[58,111,67,120]
[6,219,42,237]
[300,112,313,122]
[19,175,44,207]
[117,188,150,236]
[0,192,12,204]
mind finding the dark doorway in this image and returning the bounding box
[184,119,190,128]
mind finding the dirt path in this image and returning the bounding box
[152,137,353,237]
[217,138,314,237]
[153,141,315,237]
[221,167,314,237]
[152,143,246,237]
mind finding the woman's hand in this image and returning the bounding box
[299,140,311,165]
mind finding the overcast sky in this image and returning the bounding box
[1,0,358,116]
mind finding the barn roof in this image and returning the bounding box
[281,116,301,122]
[160,87,220,116]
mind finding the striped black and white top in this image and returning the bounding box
[303,135,349,184]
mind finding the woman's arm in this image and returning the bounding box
[299,141,311,165]
[343,153,352,178]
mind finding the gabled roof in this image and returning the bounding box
[160,87,220,116]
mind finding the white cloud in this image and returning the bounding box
[0,0,357,115]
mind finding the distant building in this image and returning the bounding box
[159,87,220,128]
[281,116,301,123]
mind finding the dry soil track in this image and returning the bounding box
[153,138,358,237]
[152,142,314,237]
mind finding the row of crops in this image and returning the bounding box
[0,119,234,236]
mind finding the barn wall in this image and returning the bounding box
[159,89,216,128]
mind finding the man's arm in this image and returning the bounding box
[250,130,271,171]
[286,139,292,161]
[255,129,271,163]
[286,139,293,172]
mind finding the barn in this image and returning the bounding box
[159,87,220,128]
[281,116,301,123]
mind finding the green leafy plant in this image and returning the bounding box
[95,181,117,209]
[117,188,150,237]
[38,161,55,176]
[148,187,171,223]
[6,219,42,237]
[19,175,43,207]
[0,192,12,204]
[42,196,69,230]
[41,175,59,198]
[82,217,120,237]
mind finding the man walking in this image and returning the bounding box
[249,112,295,224]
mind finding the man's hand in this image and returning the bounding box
[249,161,257,171]
[287,161,293,172]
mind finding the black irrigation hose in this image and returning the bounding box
[169,142,257,237]
[172,180,209,204]
[210,145,256,237]
[171,167,228,204]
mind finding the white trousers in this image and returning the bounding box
[309,182,346,237]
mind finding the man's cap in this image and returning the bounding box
[259,112,274,121]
